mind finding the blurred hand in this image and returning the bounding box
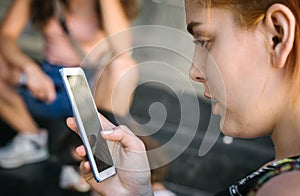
[24,65,56,103]
[66,114,153,195]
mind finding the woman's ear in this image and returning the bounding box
[263,3,295,68]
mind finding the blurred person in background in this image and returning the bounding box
[0,0,138,192]
[68,0,300,195]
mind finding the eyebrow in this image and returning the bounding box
[187,21,202,35]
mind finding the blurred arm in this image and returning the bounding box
[99,0,132,55]
[0,0,38,73]
[0,0,56,102]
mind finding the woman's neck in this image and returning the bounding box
[272,103,300,160]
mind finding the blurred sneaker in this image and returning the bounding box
[0,129,49,169]
[59,165,90,192]
[154,189,177,196]
[152,182,177,196]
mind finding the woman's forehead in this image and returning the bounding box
[185,0,211,8]
[185,2,209,21]
[185,5,233,27]
[185,8,240,42]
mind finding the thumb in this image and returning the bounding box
[101,125,146,152]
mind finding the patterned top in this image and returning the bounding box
[215,155,300,196]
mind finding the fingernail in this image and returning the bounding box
[76,145,84,152]
[84,161,89,168]
[101,129,114,135]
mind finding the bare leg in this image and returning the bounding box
[94,56,138,116]
[0,81,40,133]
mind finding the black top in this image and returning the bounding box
[215,155,300,196]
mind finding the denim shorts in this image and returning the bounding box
[18,61,73,119]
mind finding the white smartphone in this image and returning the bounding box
[60,67,116,182]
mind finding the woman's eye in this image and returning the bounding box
[193,39,209,48]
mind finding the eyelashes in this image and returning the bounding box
[193,39,210,48]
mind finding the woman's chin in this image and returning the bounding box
[219,118,239,137]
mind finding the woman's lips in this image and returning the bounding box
[211,99,218,114]
[203,88,219,114]
[204,92,212,99]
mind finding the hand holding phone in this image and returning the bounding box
[60,67,116,182]
[66,118,153,195]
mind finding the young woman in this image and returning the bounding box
[0,0,138,191]
[67,0,300,195]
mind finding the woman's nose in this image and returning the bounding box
[189,62,205,83]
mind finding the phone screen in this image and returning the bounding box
[67,75,114,173]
